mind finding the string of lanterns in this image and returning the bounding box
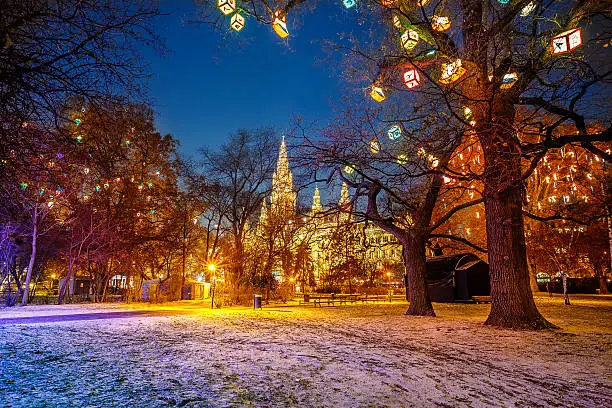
[366,1,583,102]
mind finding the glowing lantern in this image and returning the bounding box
[76,135,83,143]
[381,0,395,6]
[403,69,421,89]
[343,0,356,8]
[369,140,380,154]
[417,0,430,5]
[500,72,518,89]
[272,11,289,38]
[388,125,402,140]
[551,28,582,54]
[463,106,472,120]
[47,201,54,208]
[217,0,236,15]
[370,86,386,102]
[392,15,402,30]
[230,13,245,32]
[20,182,28,189]
[397,154,408,165]
[95,185,101,192]
[497,0,510,4]
[400,29,419,50]
[74,118,81,125]
[83,167,90,174]
[343,165,355,174]
[439,59,467,84]
[520,1,536,16]
[431,15,450,32]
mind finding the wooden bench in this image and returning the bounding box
[472,296,492,304]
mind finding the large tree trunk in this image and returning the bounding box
[21,221,38,306]
[480,123,554,329]
[402,235,435,316]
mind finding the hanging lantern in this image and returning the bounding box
[370,85,386,102]
[551,28,582,54]
[381,0,395,6]
[500,72,518,89]
[20,182,28,189]
[403,69,421,89]
[74,118,81,125]
[431,15,450,32]
[230,13,245,32]
[76,135,83,143]
[439,59,466,84]
[520,1,536,16]
[369,140,380,154]
[343,0,356,8]
[392,15,402,30]
[343,165,355,174]
[463,106,472,120]
[272,11,289,38]
[217,0,236,15]
[397,154,408,165]
[400,29,419,51]
[418,0,430,6]
[83,167,90,174]
[497,0,510,4]
[388,125,402,140]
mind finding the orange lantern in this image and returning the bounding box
[439,59,467,85]
[431,15,451,32]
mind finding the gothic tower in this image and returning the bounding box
[270,136,296,218]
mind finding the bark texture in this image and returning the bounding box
[480,120,555,329]
[402,235,435,317]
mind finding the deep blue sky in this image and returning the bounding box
[144,2,360,156]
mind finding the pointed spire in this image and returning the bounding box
[312,185,323,213]
[339,182,350,206]
[271,136,296,216]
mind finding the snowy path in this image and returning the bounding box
[0,299,610,407]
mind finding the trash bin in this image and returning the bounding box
[303,294,310,303]
[254,294,262,309]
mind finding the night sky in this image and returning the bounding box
[144,2,361,156]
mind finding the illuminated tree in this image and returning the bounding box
[203,0,611,328]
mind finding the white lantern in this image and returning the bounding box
[551,28,582,54]
[230,13,245,32]
[500,72,518,89]
[218,0,236,15]
[343,0,356,8]
[400,29,419,51]
[403,69,421,89]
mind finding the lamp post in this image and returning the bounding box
[208,264,217,309]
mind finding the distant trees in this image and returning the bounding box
[187,129,278,301]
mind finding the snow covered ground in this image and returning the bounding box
[0,295,610,407]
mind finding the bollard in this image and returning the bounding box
[254,294,262,309]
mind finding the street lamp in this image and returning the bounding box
[208,264,217,309]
